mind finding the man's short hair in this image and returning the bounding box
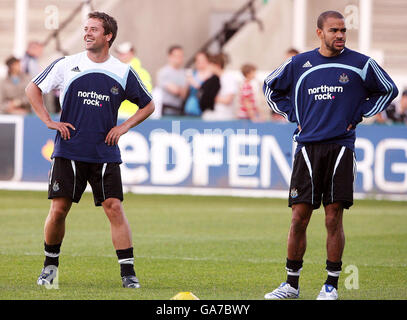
[168,45,183,55]
[317,11,344,29]
[88,11,118,48]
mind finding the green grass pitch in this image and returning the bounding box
[0,190,406,300]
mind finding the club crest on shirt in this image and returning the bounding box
[339,73,349,84]
[290,188,298,198]
[110,85,119,95]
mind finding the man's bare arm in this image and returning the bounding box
[25,82,75,140]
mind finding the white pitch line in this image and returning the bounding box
[1,251,406,268]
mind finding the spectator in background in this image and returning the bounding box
[383,89,407,124]
[115,42,153,118]
[184,51,212,116]
[198,54,221,114]
[21,41,61,114]
[0,56,31,115]
[237,63,264,122]
[202,53,238,121]
[157,45,188,116]
[21,41,44,77]
[285,47,300,59]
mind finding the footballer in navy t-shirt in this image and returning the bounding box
[26,11,155,290]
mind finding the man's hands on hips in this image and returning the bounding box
[105,123,130,146]
[46,120,76,140]
[44,118,129,145]
[104,101,155,146]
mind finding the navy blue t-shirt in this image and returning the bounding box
[264,47,399,153]
[33,51,152,163]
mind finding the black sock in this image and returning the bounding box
[44,242,61,267]
[285,258,303,289]
[325,260,342,289]
[116,247,136,277]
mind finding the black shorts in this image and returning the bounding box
[289,144,355,210]
[48,157,123,206]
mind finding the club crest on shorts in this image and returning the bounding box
[339,73,349,84]
[290,188,298,198]
[52,181,60,192]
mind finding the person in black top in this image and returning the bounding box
[198,54,224,114]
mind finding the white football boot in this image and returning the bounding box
[122,275,141,289]
[316,284,338,300]
[37,265,58,286]
[265,282,300,299]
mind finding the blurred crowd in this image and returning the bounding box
[117,42,271,122]
[0,41,61,115]
[1,40,407,126]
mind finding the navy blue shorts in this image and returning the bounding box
[288,144,356,210]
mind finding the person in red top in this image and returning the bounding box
[238,64,264,121]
